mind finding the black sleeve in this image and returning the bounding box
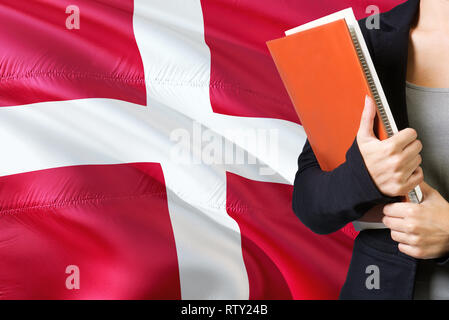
[292,138,396,235]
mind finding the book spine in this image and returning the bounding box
[348,26,421,204]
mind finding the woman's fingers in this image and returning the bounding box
[403,156,423,181]
[388,128,418,151]
[402,139,423,160]
[405,166,424,191]
[391,230,418,245]
[382,216,408,233]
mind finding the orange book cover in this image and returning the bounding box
[267,19,387,172]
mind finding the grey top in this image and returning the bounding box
[406,81,449,299]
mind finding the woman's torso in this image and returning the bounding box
[406,82,449,299]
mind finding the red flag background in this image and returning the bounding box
[0,0,404,299]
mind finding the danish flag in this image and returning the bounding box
[0,0,401,299]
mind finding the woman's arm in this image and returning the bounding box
[292,96,423,234]
[292,138,388,234]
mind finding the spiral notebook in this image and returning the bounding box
[267,8,422,230]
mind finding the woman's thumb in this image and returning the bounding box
[357,95,377,139]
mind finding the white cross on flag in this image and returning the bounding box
[0,0,400,299]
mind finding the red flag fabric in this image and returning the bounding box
[0,0,404,299]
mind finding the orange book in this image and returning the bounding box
[267,8,422,205]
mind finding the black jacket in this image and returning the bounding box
[292,0,449,299]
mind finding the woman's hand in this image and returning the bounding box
[357,95,424,197]
[383,182,449,259]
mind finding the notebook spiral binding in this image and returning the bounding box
[349,26,421,204]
